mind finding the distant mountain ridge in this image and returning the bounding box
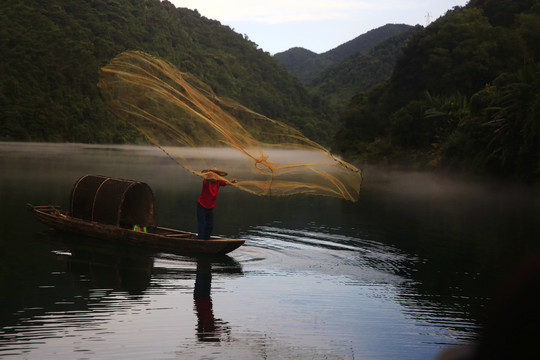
[274,24,413,84]
[309,26,421,111]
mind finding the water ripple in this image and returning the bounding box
[237,225,416,286]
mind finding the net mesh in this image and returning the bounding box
[98,50,362,201]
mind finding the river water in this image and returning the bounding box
[1,142,539,360]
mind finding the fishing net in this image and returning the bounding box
[98,50,362,201]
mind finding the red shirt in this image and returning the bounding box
[198,180,227,209]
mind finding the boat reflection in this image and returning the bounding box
[66,240,154,297]
[59,233,241,343]
[0,226,244,358]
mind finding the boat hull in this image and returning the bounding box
[28,204,244,255]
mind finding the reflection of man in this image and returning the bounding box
[193,261,217,341]
[197,167,237,240]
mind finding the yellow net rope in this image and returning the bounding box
[98,50,362,201]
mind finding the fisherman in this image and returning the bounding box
[197,167,237,240]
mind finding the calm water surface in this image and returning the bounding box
[1,142,539,359]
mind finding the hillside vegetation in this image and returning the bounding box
[0,0,332,144]
[274,24,412,84]
[309,26,421,111]
[2,0,540,182]
[333,0,540,182]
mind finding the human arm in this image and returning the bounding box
[221,179,237,186]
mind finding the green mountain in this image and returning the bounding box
[0,0,333,144]
[4,0,538,182]
[271,47,319,84]
[333,1,540,181]
[274,24,413,84]
[309,26,421,111]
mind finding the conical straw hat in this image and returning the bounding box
[202,167,228,176]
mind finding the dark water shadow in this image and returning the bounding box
[0,229,243,353]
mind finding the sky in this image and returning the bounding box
[168,0,470,55]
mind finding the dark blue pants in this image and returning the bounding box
[197,202,214,240]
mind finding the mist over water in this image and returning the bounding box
[1,142,539,359]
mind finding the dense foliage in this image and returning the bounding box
[309,26,420,111]
[333,2,540,181]
[3,0,540,182]
[0,0,332,144]
[274,24,412,84]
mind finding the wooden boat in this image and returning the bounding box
[27,175,244,255]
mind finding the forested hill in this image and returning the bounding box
[0,0,332,144]
[333,0,540,181]
[274,24,413,84]
[309,26,421,111]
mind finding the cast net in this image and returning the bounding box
[98,50,362,201]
